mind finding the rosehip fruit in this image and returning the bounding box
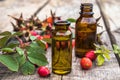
[56,41,60,49]
[61,41,66,49]
[37,66,50,77]
[36,35,43,40]
[85,50,97,61]
[80,57,92,70]
[43,35,51,39]
[30,31,37,36]
[45,42,48,50]
[47,17,53,24]
[72,39,75,48]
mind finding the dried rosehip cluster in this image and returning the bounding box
[9,10,61,42]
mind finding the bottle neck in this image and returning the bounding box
[80,7,93,12]
[80,12,94,17]
[55,26,68,31]
[54,20,70,31]
[80,3,94,17]
[80,3,93,12]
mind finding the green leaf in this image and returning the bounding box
[21,61,35,75]
[16,47,24,55]
[30,36,36,41]
[42,38,52,44]
[0,55,19,71]
[36,40,46,49]
[16,55,26,66]
[101,45,110,53]
[113,44,120,54]
[0,31,12,36]
[12,32,23,37]
[6,42,19,48]
[97,55,105,66]
[0,36,10,48]
[28,51,48,66]
[103,53,110,60]
[95,50,102,54]
[118,54,120,57]
[26,41,47,66]
[1,48,14,53]
[67,18,76,23]
[29,41,45,54]
[29,41,39,48]
[94,43,101,49]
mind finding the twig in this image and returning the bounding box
[32,0,51,17]
[96,0,120,66]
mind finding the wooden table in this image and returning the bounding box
[0,0,120,80]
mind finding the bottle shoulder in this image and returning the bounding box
[52,30,72,36]
[76,16,96,24]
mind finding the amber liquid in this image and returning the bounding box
[75,17,96,58]
[52,35,72,75]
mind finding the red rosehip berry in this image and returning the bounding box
[48,23,52,28]
[36,35,43,40]
[61,41,66,49]
[56,41,60,49]
[80,57,92,70]
[43,35,51,39]
[47,17,53,24]
[45,42,48,49]
[30,31,37,36]
[72,39,75,48]
[37,66,50,77]
[85,50,97,61]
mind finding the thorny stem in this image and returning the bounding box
[15,36,24,48]
[24,49,28,60]
[15,36,29,60]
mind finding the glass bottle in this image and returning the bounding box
[75,3,97,58]
[52,20,72,75]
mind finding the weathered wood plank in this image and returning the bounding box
[0,0,120,80]
[96,0,120,65]
[0,0,48,32]
[96,0,120,46]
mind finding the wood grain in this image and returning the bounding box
[96,0,120,65]
[0,0,48,32]
[0,0,120,80]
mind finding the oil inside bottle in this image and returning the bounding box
[75,3,97,58]
[52,21,72,75]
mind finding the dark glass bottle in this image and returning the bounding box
[75,3,97,58]
[52,20,72,75]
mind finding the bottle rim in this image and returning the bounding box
[81,3,93,7]
[79,12,94,15]
[54,20,71,26]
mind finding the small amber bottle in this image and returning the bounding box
[75,3,97,58]
[52,20,72,75]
